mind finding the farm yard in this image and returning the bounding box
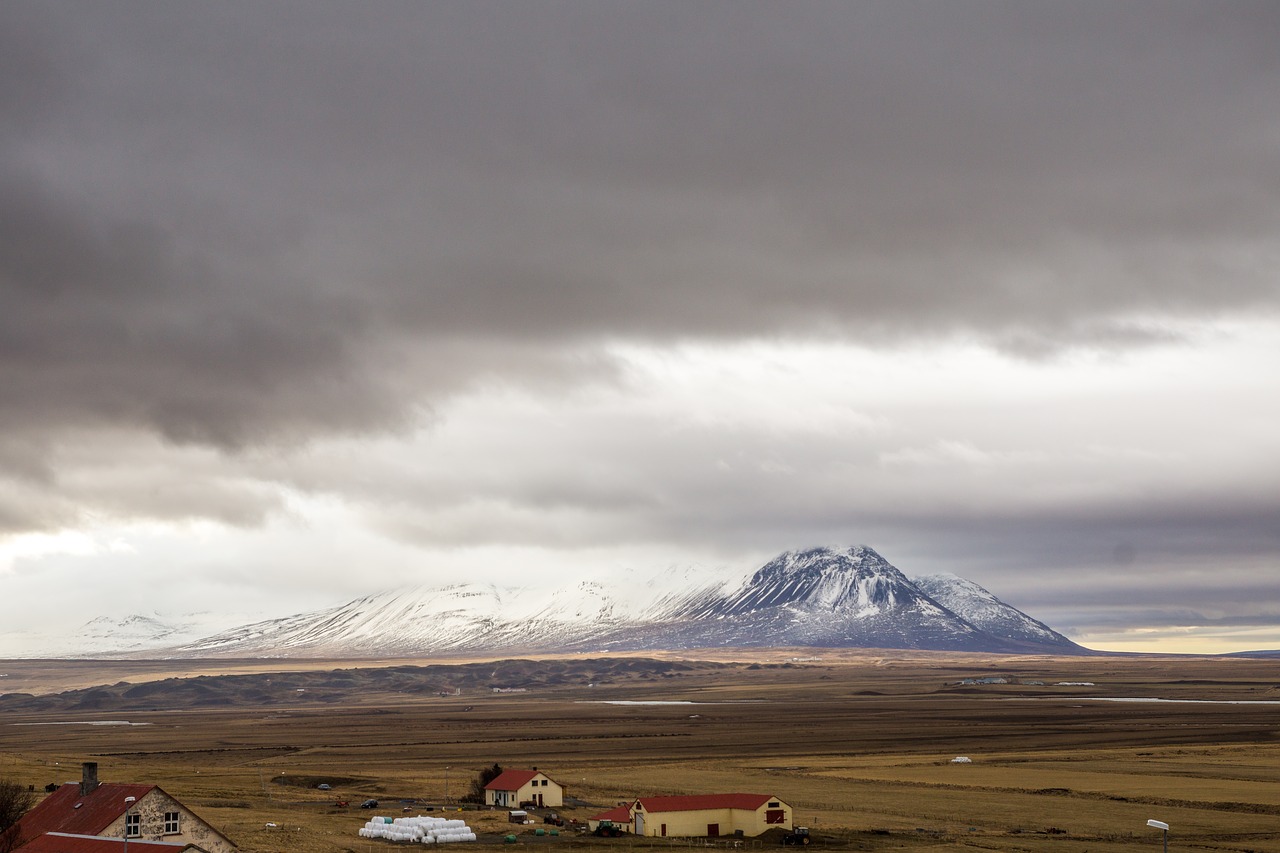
[2,650,1279,853]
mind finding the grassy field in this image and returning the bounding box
[2,650,1278,853]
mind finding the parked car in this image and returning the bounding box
[360,799,379,809]
[318,784,331,790]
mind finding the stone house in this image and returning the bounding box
[11,764,235,853]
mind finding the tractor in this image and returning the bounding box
[782,827,811,845]
[594,820,624,838]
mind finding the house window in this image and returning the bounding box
[125,813,141,837]
[164,812,181,834]
[768,802,780,808]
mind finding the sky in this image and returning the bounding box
[1,1,1278,657]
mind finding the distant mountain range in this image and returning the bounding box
[138,546,1085,658]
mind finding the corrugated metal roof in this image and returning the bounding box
[19,833,194,853]
[483,769,548,791]
[15,785,156,841]
[633,794,776,813]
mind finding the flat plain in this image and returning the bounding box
[2,650,1279,853]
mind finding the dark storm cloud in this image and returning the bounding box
[5,2,1279,432]
[3,0,1279,574]
[0,170,408,447]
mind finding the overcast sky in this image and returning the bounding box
[2,1,1278,656]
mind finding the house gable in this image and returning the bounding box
[13,773,235,853]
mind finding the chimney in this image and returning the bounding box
[80,762,99,796]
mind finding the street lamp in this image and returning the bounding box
[1147,819,1169,853]
[445,767,450,804]
[123,797,137,853]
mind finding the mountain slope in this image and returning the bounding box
[912,572,1085,652]
[177,580,635,657]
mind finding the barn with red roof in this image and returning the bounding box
[10,764,235,853]
[629,793,793,838]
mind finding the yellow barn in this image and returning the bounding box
[630,793,792,838]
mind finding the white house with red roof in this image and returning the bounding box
[10,764,235,853]
[628,793,792,838]
[482,768,563,809]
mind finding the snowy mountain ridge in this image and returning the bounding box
[162,546,1085,658]
[27,547,1087,658]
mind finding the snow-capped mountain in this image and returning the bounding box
[11,611,246,658]
[594,546,997,651]
[178,580,639,658]
[160,546,1087,658]
[912,572,1081,651]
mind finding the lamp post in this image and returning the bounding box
[445,767,450,804]
[123,797,137,853]
[1147,819,1169,853]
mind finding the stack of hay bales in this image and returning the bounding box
[358,815,478,843]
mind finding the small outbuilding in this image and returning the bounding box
[586,806,632,834]
[629,794,792,838]
[483,769,563,809]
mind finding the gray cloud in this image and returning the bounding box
[8,0,1279,454]
[3,1,1279,651]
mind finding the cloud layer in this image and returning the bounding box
[2,1,1278,654]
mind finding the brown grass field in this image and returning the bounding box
[2,650,1279,853]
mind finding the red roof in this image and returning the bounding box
[633,794,776,813]
[588,806,631,823]
[19,834,194,853]
[15,785,156,842]
[484,769,550,791]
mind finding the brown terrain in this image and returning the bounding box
[2,649,1279,853]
